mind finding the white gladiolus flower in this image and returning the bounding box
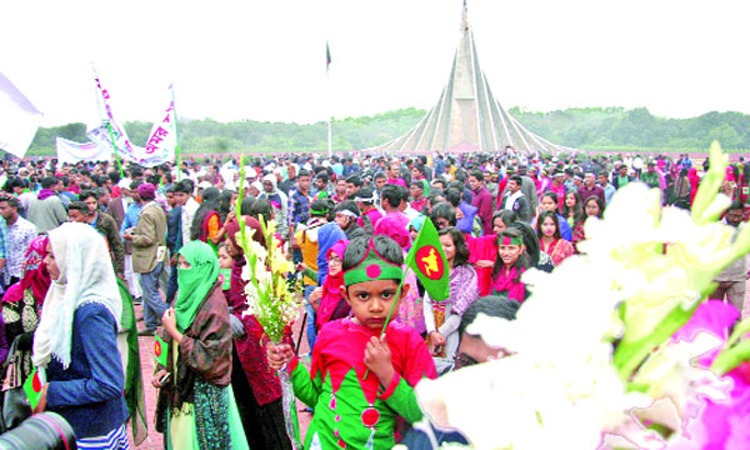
[414,146,750,449]
[238,218,301,343]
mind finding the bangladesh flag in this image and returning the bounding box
[405,216,450,301]
[154,334,169,367]
[23,367,44,410]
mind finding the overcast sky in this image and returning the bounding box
[2,0,748,129]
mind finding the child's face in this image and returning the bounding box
[218,247,232,269]
[409,226,419,243]
[342,279,409,330]
[328,254,342,276]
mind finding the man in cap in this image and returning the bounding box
[113,180,143,301]
[124,183,168,336]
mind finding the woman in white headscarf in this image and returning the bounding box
[259,173,289,240]
[32,222,130,449]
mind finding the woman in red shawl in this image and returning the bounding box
[0,235,51,370]
[224,211,293,450]
[688,167,701,207]
[311,239,349,331]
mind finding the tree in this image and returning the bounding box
[708,124,742,149]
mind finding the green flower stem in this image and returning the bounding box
[238,154,246,245]
[712,340,750,376]
[615,299,703,384]
[691,141,728,226]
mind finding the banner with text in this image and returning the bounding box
[91,72,176,167]
[142,85,177,167]
[56,137,112,164]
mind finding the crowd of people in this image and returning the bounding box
[0,147,746,449]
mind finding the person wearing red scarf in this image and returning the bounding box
[0,235,52,362]
[314,239,349,330]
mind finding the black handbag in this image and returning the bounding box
[0,335,33,433]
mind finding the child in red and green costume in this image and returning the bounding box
[268,235,437,449]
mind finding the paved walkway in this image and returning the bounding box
[128,306,312,449]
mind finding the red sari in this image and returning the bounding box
[465,234,497,296]
[540,238,575,267]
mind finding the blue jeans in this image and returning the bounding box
[140,262,168,330]
[304,285,317,353]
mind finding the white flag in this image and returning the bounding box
[93,68,139,163]
[0,72,43,158]
[92,70,176,167]
[142,84,177,167]
[56,137,112,165]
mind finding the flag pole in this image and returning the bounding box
[106,120,125,179]
[327,118,333,159]
[171,83,182,181]
[326,41,333,159]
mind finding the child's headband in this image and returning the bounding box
[343,239,403,286]
[501,236,524,246]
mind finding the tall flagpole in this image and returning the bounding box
[326,41,333,159]
[170,83,182,181]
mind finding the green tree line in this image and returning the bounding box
[24,106,750,157]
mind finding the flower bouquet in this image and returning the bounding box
[236,213,302,448]
[238,216,299,343]
[411,143,750,449]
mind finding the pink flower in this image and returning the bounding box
[667,300,750,449]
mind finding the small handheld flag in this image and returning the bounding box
[23,367,44,410]
[405,217,451,301]
[154,334,169,367]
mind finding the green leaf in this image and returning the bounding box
[691,141,728,226]
[711,340,750,375]
[726,316,750,348]
[613,300,701,381]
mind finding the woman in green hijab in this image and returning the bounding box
[152,240,249,450]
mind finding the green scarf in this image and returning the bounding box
[175,241,220,333]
